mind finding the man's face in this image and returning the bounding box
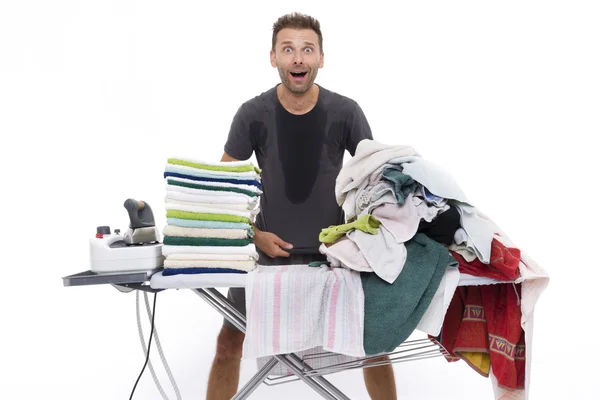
[270,28,324,95]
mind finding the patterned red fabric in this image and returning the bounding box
[439,283,525,390]
[452,238,520,281]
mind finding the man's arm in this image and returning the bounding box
[220,152,240,162]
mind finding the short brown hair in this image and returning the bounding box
[272,12,323,52]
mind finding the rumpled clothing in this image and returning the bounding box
[335,139,495,264]
[335,140,420,207]
[477,210,550,400]
[417,204,462,246]
[318,238,373,272]
[415,265,461,337]
[370,195,420,244]
[348,225,408,284]
[440,283,526,390]
[397,156,494,263]
[361,233,458,355]
[323,139,549,399]
[380,167,418,204]
[412,191,450,223]
[319,214,381,243]
[452,238,521,281]
[448,241,478,262]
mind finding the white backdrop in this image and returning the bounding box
[1,1,599,399]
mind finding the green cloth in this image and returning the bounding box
[168,158,261,174]
[166,209,250,224]
[167,179,259,197]
[361,233,457,355]
[381,168,418,205]
[163,236,252,247]
[308,261,331,268]
[319,214,381,243]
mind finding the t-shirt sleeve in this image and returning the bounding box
[223,103,254,160]
[344,101,373,156]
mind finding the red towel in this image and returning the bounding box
[439,283,525,390]
[482,283,525,390]
[452,238,520,281]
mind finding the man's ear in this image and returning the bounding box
[319,52,324,68]
[270,50,277,68]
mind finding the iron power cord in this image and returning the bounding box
[129,291,157,400]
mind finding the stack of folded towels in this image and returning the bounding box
[161,156,261,276]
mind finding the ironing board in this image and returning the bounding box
[146,270,512,400]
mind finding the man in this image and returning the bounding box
[207,12,397,400]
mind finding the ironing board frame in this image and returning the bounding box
[62,269,460,399]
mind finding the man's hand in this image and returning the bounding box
[254,227,293,258]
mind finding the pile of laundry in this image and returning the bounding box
[160,156,261,276]
[318,139,549,396]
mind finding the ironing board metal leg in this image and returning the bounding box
[271,354,346,400]
[192,288,351,400]
[285,353,352,400]
[231,358,279,400]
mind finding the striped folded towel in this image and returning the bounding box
[161,156,262,276]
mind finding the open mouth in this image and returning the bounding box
[290,71,307,79]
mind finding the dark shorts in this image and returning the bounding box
[223,249,327,332]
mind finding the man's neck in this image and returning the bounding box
[277,83,319,115]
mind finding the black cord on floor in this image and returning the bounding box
[129,292,158,400]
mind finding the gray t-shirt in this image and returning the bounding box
[224,84,373,255]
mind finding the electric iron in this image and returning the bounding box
[89,198,164,273]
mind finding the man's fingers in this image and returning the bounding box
[274,236,293,249]
[274,247,290,257]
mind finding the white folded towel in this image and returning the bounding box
[166,253,257,261]
[165,183,257,201]
[162,244,259,258]
[165,190,258,206]
[162,225,251,239]
[165,197,254,212]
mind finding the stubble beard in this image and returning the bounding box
[277,66,318,95]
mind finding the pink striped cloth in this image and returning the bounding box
[242,264,366,361]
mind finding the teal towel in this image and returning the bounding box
[167,218,252,231]
[361,233,457,355]
[381,167,418,205]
